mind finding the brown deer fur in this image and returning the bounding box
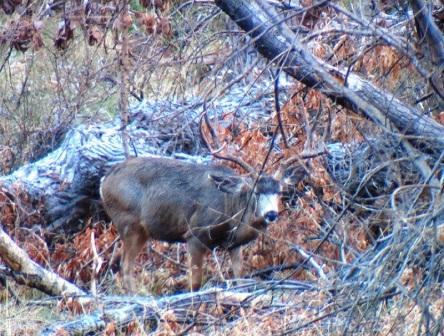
[100,157,281,292]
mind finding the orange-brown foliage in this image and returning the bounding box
[53,222,118,284]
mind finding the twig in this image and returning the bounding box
[291,244,327,280]
[329,3,431,81]
[148,246,188,271]
[90,231,103,298]
[250,262,307,278]
[273,68,288,148]
[279,291,400,335]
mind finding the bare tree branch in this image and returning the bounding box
[214,0,444,146]
[0,225,85,297]
[409,0,444,66]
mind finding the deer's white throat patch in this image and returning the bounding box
[257,194,280,217]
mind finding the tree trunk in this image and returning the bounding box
[214,0,444,145]
[118,0,131,157]
[409,0,444,66]
[41,281,312,335]
[0,100,208,233]
[0,225,85,296]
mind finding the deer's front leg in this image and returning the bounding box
[188,243,205,291]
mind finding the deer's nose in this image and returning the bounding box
[264,211,278,223]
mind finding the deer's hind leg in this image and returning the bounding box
[119,222,148,293]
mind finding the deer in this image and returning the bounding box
[100,116,308,292]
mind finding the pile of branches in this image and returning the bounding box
[40,279,315,335]
[319,137,444,334]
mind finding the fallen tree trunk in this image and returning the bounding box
[0,86,283,233]
[0,100,210,233]
[0,224,85,297]
[41,280,314,335]
[0,102,441,236]
[214,0,444,146]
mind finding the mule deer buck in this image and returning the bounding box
[100,118,306,292]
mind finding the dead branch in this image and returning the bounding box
[214,0,444,145]
[199,108,256,174]
[291,244,327,280]
[0,224,85,297]
[41,280,313,335]
[409,0,444,67]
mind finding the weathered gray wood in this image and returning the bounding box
[0,90,279,233]
[0,0,442,235]
[0,100,206,233]
[0,224,85,296]
[214,0,444,145]
[41,280,314,335]
[409,0,444,66]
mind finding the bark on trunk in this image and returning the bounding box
[0,101,206,233]
[0,225,85,296]
[214,0,444,145]
[409,0,444,66]
[41,281,312,335]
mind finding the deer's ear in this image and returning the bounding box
[208,174,243,194]
[282,164,307,185]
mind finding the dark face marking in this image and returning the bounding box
[255,176,281,195]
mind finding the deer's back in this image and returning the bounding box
[101,157,240,243]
